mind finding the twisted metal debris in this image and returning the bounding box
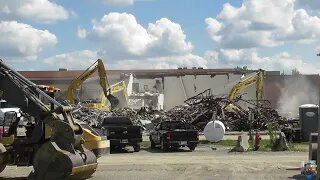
[164,89,289,131]
[72,88,290,131]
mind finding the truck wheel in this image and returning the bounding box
[160,139,168,151]
[188,145,196,151]
[150,138,155,149]
[133,143,141,152]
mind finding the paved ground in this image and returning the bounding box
[93,145,307,180]
[0,144,307,180]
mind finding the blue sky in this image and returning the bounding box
[1,0,320,73]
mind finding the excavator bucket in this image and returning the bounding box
[107,94,119,110]
[31,121,98,180]
[32,141,97,180]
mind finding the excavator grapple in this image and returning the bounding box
[0,59,97,179]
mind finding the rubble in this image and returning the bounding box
[72,106,165,129]
[72,88,290,132]
[162,89,289,131]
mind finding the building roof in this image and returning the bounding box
[18,68,249,79]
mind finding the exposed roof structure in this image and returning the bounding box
[19,68,254,79]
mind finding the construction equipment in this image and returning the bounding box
[228,69,264,100]
[66,59,119,110]
[39,85,110,157]
[0,60,97,179]
[100,80,129,108]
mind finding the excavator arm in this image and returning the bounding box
[66,59,119,109]
[109,81,128,105]
[99,80,129,109]
[0,60,97,179]
[228,69,264,100]
[255,70,264,101]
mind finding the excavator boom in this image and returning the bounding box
[0,60,97,179]
[67,59,119,109]
[229,69,264,100]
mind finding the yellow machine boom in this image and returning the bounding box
[100,80,129,107]
[66,59,119,110]
[228,69,264,100]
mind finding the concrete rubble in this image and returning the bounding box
[230,134,249,152]
[72,88,292,132]
[273,132,289,151]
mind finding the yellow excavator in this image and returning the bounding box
[228,69,264,100]
[0,59,97,179]
[66,59,119,110]
[100,80,129,109]
[38,85,109,158]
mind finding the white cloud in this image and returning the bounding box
[108,54,207,69]
[48,13,204,70]
[0,21,57,59]
[43,50,99,70]
[100,0,134,6]
[99,0,153,6]
[43,50,207,70]
[206,49,320,74]
[84,13,193,61]
[205,0,320,49]
[146,18,194,56]
[284,9,320,41]
[77,27,87,39]
[88,13,152,58]
[0,0,71,23]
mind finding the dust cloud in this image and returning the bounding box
[277,76,319,119]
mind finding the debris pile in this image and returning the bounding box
[163,89,289,131]
[112,107,166,125]
[72,106,107,126]
[72,106,165,127]
[73,88,290,132]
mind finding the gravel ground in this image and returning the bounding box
[0,144,307,180]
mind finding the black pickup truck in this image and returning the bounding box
[98,116,142,152]
[149,121,199,151]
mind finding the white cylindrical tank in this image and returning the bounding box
[204,120,225,142]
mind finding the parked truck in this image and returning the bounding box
[149,121,199,151]
[97,116,142,152]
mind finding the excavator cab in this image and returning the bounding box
[0,60,98,179]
